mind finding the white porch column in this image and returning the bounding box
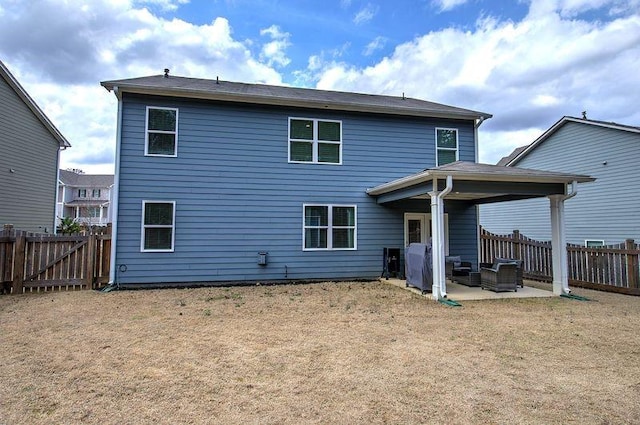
[549,195,570,295]
[429,191,444,300]
[429,176,452,300]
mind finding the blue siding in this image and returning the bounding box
[115,94,478,285]
[480,121,640,245]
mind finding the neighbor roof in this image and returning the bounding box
[101,74,492,121]
[0,61,71,148]
[505,116,640,166]
[59,169,114,187]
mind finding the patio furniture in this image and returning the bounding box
[455,271,481,287]
[492,257,524,288]
[481,261,519,292]
[445,256,472,279]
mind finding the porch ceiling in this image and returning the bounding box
[366,161,595,204]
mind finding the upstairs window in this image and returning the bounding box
[146,107,178,156]
[289,118,342,164]
[92,189,101,198]
[303,204,356,250]
[436,128,458,166]
[141,201,176,252]
[78,189,87,198]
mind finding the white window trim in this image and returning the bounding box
[435,127,459,166]
[585,239,605,248]
[288,117,343,165]
[141,200,176,252]
[145,106,179,157]
[303,204,357,251]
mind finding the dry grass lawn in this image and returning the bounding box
[1,281,639,424]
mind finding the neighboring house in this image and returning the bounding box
[0,60,71,233]
[100,73,591,297]
[57,169,114,226]
[480,116,638,246]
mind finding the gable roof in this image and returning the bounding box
[505,116,640,166]
[0,61,71,148]
[101,74,492,122]
[59,169,114,187]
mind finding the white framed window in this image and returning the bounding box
[141,201,176,252]
[86,207,101,218]
[78,189,87,198]
[585,239,605,248]
[303,204,356,250]
[92,189,101,198]
[289,118,342,164]
[145,107,178,157]
[436,128,458,166]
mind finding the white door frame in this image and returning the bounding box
[404,213,449,253]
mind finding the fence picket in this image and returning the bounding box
[480,226,640,295]
[0,225,111,294]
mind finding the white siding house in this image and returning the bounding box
[57,169,114,226]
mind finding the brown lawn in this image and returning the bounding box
[1,281,639,424]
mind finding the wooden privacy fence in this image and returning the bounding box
[0,226,111,294]
[480,226,640,295]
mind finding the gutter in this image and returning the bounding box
[108,87,123,285]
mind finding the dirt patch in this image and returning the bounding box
[1,282,639,424]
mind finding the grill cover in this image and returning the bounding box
[404,242,433,293]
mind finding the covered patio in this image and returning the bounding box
[367,161,594,300]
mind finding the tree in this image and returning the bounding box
[58,217,82,235]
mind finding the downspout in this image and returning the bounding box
[473,117,486,265]
[431,175,453,299]
[108,87,123,285]
[473,116,487,164]
[550,181,578,295]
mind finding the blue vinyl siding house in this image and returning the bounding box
[101,73,491,288]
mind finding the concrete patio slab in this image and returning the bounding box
[382,278,555,301]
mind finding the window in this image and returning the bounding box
[303,205,356,250]
[78,189,87,198]
[436,128,458,166]
[146,107,178,156]
[92,189,101,198]
[85,207,101,218]
[289,118,342,164]
[585,240,605,248]
[141,201,176,252]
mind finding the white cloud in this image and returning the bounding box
[363,36,387,56]
[431,0,469,12]
[311,1,640,164]
[353,3,378,25]
[259,25,292,67]
[134,0,190,12]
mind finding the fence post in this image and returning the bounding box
[625,239,638,289]
[86,234,95,289]
[12,234,26,294]
[513,230,521,260]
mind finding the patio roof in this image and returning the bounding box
[366,161,595,204]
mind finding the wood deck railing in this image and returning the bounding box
[480,226,640,295]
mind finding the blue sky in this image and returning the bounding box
[1,0,639,173]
